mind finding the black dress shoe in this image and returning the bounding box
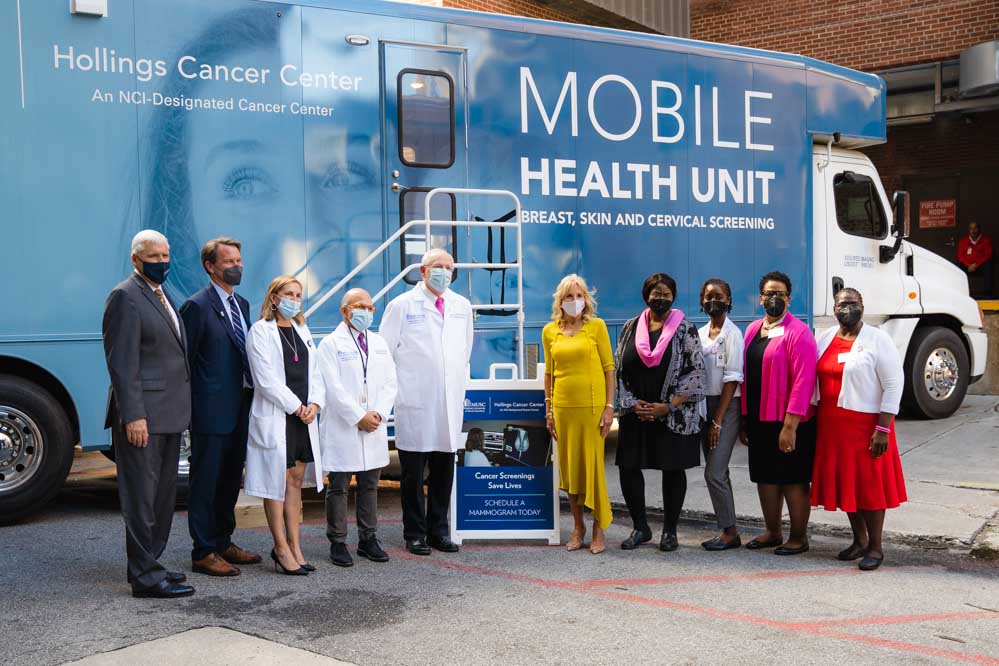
[428,535,460,553]
[132,579,195,599]
[659,532,679,552]
[406,539,432,556]
[330,542,353,568]
[859,551,884,571]
[774,542,810,556]
[837,543,868,561]
[745,536,783,550]
[358,537,390,563]
[702,535,742,551]
[621,528,653,550]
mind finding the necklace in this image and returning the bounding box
[761,312,787,332]
[278,326,299,363]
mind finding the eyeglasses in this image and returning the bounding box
[762,290,788,299]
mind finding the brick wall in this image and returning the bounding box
[863,111,999,193]
[443,0,580,23]
[690,0,999,71]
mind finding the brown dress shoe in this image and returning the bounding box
[221,544,263,565]
[192,553,240,577]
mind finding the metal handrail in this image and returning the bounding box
[303,187,525,377]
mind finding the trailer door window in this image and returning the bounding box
[400,188,458,284]
[833,172,888,240]
[398,70,455,168]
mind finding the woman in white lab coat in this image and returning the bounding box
[246,275,325,576]
[316,288,398,567]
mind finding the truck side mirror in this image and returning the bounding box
[893,191,911,239]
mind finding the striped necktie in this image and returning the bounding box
[227,295,253,388]
[153,288,178,335]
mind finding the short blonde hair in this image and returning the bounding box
[550,274,596,325]
[260,275,305,325]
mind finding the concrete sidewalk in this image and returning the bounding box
[604,395,999,551]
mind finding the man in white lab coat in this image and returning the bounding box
[380,249,474,555]
[316,288,397,567]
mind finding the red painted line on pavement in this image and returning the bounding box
[797,610,998,629]
[390,547,999,664]
[584,564,940,587]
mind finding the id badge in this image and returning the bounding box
[967,248,973,255]
[767,326,785,338]
[359,383,368,408]
[715,339,726,367]
[837,352,855,364]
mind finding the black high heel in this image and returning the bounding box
[300,563,316,572]
[270,549,308,576]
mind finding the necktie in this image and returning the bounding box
[228,295,254,388]
[435,296,444,317]
[153,288,178,334]
[357,332,368,355]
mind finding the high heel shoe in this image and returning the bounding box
[270,549,308,576]
[300,563,316,572]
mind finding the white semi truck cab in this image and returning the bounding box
[812,142,987,418]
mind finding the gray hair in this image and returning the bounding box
[421,248,453,267]
[131,229,169,256]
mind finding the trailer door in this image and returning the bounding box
[381,43,468,288]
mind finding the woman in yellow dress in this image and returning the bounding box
[542,274,615,554]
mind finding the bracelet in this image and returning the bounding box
[711,420,722,430]
[605,403,614,409]
[544,398,552,403]
[874,425,890,434]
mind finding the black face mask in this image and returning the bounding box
[835,304,863,328]
[648,298,672,316]
[702,300,729,317]
[763,295,786,318]
[221,265,243,286]
[142,261,170,285]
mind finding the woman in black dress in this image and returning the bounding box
[740,271,818,555]
[614,273,706,552]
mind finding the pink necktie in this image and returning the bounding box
[435,296,444,316]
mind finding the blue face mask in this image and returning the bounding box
[427,266,452,293]
[276,297,301,319]
[349,308,373,332]
[141,260,170,285]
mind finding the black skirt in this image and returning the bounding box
[279,325,313,469]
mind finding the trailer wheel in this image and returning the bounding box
[902,327,969,420]
[0,376,75,524]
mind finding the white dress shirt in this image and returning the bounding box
[135,270,180,336]
[212,281,248,338]
[698,316,744,397]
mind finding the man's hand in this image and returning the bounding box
[357,412,381,433]
[125,418,149,447]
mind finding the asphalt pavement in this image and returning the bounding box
[4,472,999,665]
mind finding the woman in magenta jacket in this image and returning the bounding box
[739,272,818,555]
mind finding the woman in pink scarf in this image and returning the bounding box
[614,273,706,553]
[740,271,818,556]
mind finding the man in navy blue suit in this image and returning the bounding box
[180,237,262,576]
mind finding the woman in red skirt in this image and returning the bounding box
[812,288,906,571]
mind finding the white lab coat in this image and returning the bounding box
[316,322,398,472]
[379,282,473,453]
[245,318,326,500]
[815,323,904,415]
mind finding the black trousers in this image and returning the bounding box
[619,467,688,535]
[398,450,454,541]
[188,393,251,561]
[113,428,181,590]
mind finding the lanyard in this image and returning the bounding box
[350,329,369,384]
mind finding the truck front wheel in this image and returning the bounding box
[902,327,969,420]
[0,376,75,524]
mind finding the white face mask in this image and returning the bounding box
[562,299,585,317]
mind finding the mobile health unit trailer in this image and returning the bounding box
[0,0,986,522]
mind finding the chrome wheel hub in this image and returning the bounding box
[0,406,44,493]
[923,348,959,401]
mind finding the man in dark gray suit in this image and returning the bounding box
[102,229,195,598]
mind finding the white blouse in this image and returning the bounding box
[815,323,904,415]
[698,316,744,398]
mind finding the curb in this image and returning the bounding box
[970,518,999,560]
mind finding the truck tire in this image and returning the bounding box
[901,327,969,420]
[0,376,75,524]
